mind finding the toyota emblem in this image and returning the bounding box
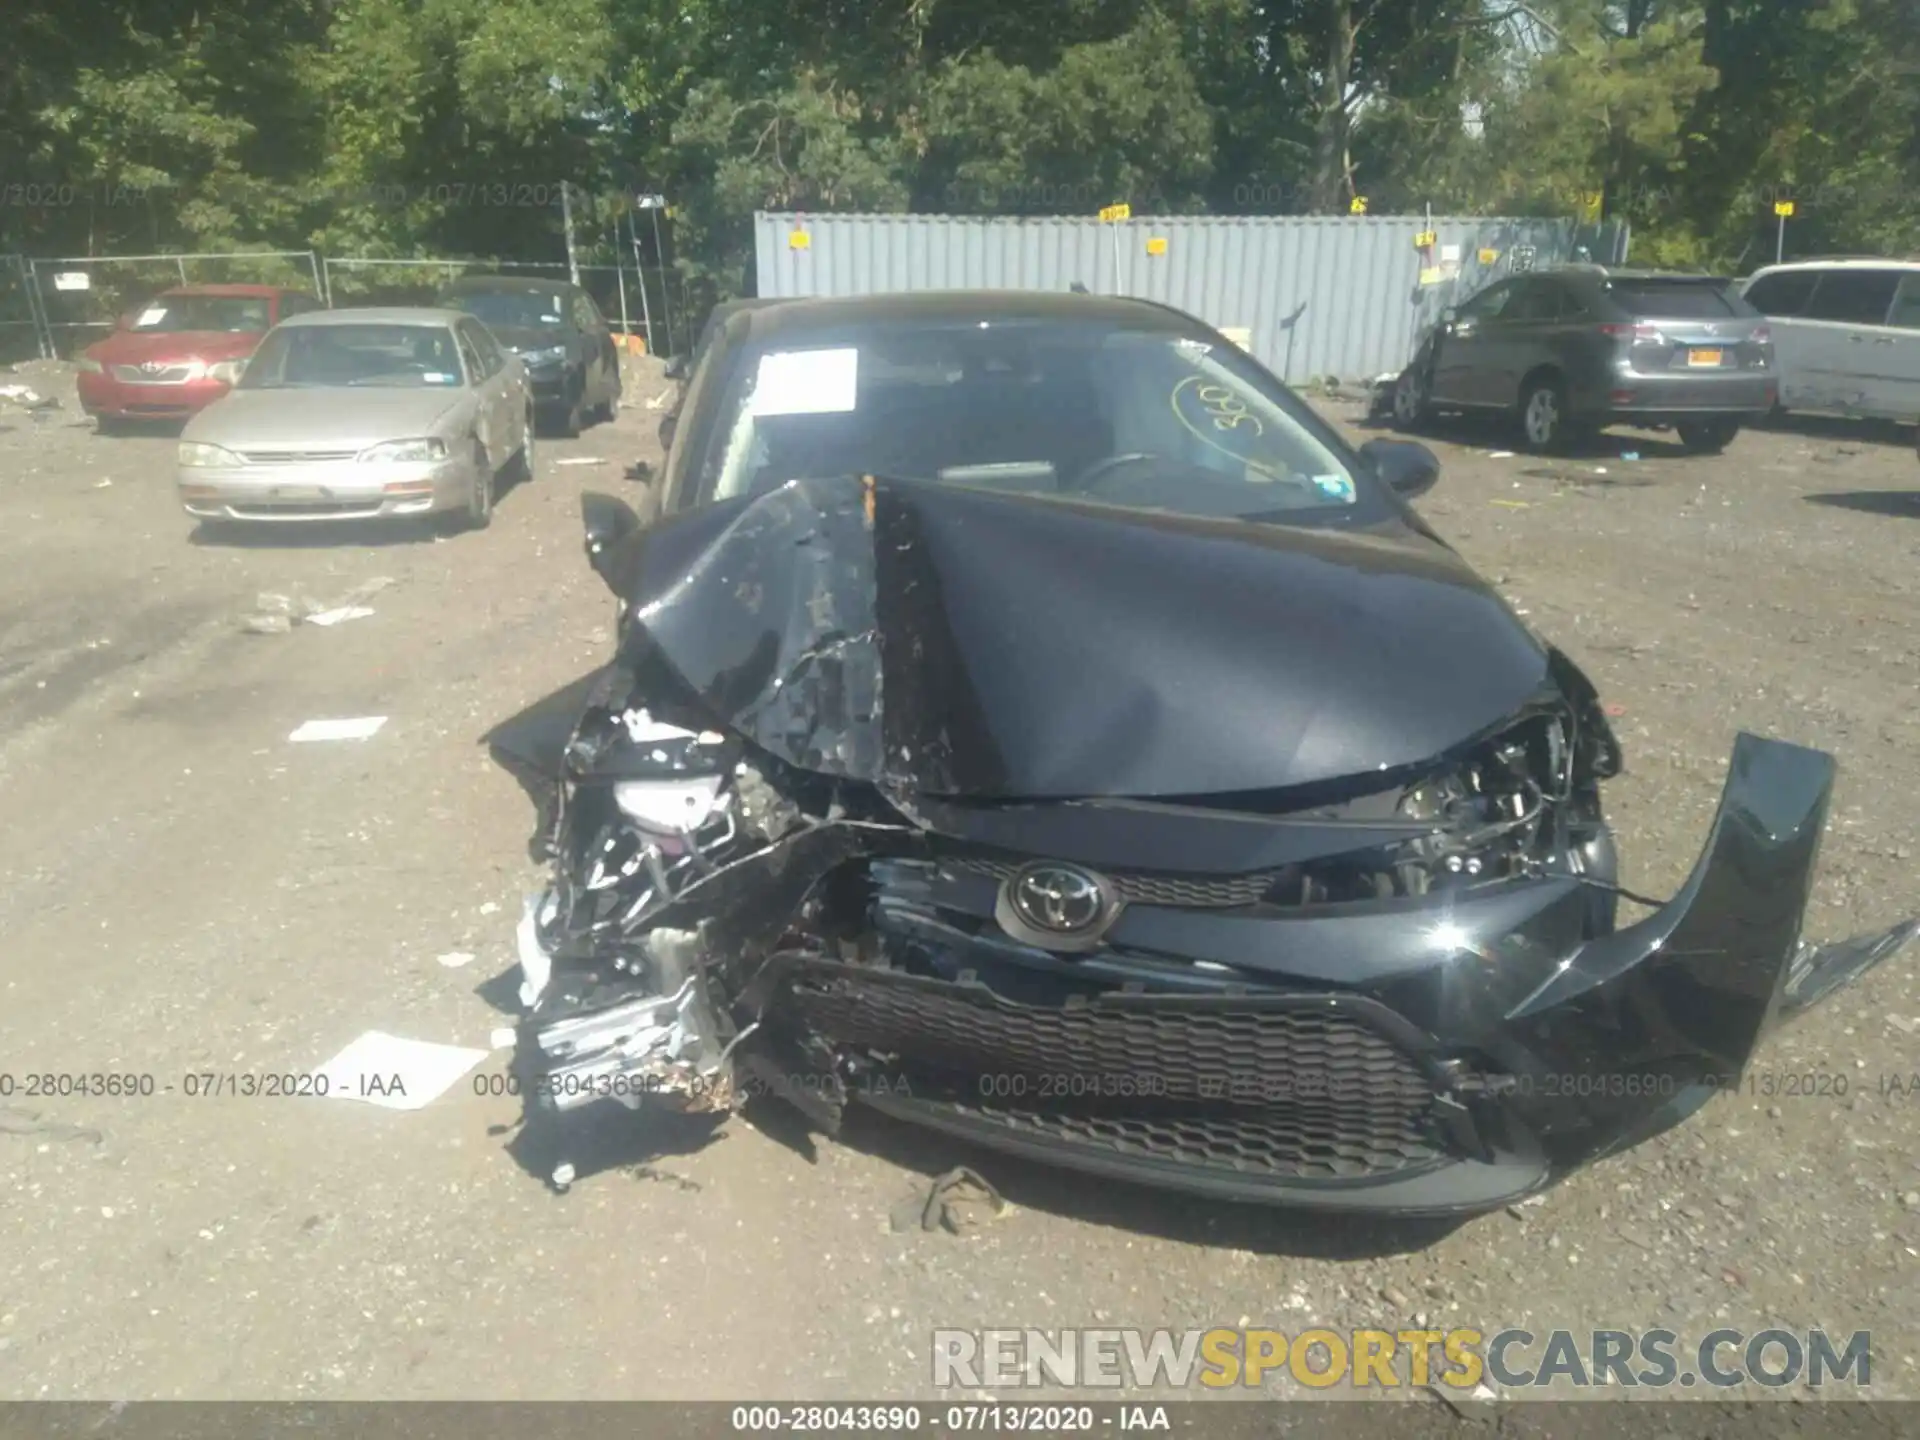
[141,361,164,373]
[997,861,1120,952]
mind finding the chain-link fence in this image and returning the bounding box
[25,250,324,358]
[0,254,48,363]
[318,256,678,354]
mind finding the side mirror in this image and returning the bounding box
[662,354,688,381]
[581,491,643,592]
[1358,438,1441,500]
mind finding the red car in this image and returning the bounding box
[75,284,325,429]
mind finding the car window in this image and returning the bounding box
[128,295,273,333]
[1802,269,1901,325]
[1456,283,1512,322]
[277,294,318,319]
[466,322,507,375]
[454,325,489,383]
[1743,270,1820,316]
[1605,280,1742,318]
[236,323,467,389]
[692,320,1380,526]
[1504,281,1562,323]
[1885,273,1920,331]
[442,288,571,331]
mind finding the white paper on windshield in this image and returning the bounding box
[137,307,167,326]
[750,348,858,416]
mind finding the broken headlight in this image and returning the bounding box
[1278,714,1568,905]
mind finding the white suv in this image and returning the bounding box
[1739,259,1920,423]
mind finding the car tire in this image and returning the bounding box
[1518,375,1570,453]
[508,409,536,483]
[556,376,584,438]
[1677,419,1740,454]
[598,383,620,424]
[447,441,494,533]
[1391,369,1429,430]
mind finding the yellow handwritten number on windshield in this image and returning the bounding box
[1194,383,1263,434]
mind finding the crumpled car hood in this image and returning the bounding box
[607,474,1549,799]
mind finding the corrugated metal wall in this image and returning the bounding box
[753,213,1629,383]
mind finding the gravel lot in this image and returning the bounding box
[1,355,1917,1407]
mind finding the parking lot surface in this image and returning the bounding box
[1,359,1917,1400]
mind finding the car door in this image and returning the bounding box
[1485,277,1564,407]
[1869,269,1920,422]
[469,321,527,456]
[1429,280,1514,407]
[1794,267,1904,417]
[455,321,506,470]
[1741,268,1820,409]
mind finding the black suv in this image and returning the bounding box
[437,276,622,436]
[1391,266,1777,453]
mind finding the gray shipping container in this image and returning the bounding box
[754,212,1628,385]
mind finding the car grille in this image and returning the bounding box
[233,449,360,465]
[776,959,1441,1181]
[112,364,196,384]
[943,855,1280,909]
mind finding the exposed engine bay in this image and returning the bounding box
[487,473,1916,1213]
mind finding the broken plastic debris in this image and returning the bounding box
[489,1027,517,1050]
[553,457,605,467]
[1620,451,1640,460]
[244,614,294,635]
[435,951,477,969]
[516,891,556,1007]
[311,1032,488,1111]
[889,1166,1009,1235]
[1487,450,1515,459]
[288,716,387,743]
[304,606,375,627]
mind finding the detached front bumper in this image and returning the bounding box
[177,456,477,522]
[752,734,1913,1216]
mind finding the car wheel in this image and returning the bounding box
[1677,418,1740,454]
[557,378,584,438]
[1391,369,1429,429]
[599,383,620,424]
[454,441,494,532]
[509,410,536,483]
[1519,376,1569,453]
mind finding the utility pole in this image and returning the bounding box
[627,210,656,355]
[560,181,580,286]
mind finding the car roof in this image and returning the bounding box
[739,289,1204,346]
[437,275,579,294]
[155,284,297,298]
[278,306,466,328]
[1746,257,1920,273]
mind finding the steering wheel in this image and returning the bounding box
[1071,452,1163,491]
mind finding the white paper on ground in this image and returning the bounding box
[553,457,605,467]
[490,1027,517,1050]
[435,951,477,969]
[304,606,375,627]
[312,1031,488,1111]
[750,347,858,416]
[289,716,387,742]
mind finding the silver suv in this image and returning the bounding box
[1392,266,1776,453]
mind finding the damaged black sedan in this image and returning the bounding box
[487,290,1915,1215]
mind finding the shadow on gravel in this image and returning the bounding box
[1755,411,1914,448]
[793,1106,1472,1259]
[1805,490,1920,520]
[189,518,443,548]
